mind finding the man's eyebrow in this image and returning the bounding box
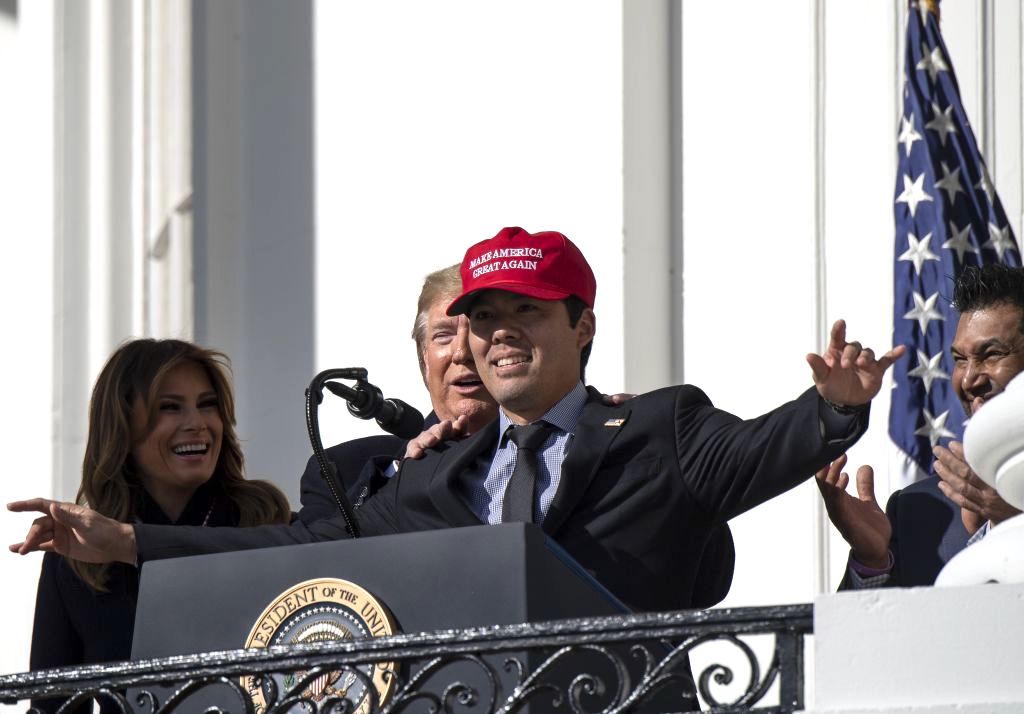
[953,338,1013,354]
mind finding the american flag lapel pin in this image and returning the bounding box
[603,418,625,427]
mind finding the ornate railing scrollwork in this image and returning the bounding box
[3,604,811,714]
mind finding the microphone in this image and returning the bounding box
[324,379,425,439]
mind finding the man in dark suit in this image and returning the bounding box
[11,227,903,612]
[296,264,488,524]
[817,263,1024,589]
[819,457,970,589]
[296,262,738,606]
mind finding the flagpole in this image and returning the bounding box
[811,0,830,596]
[977,0,994,167]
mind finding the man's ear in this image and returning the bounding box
[576,308,596,349]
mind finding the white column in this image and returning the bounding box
[622,0,679,391]
[992,0,1023,244]
[52,0,143,501]
[145,0,194,339]
[192,0,315,501]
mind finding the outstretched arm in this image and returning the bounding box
[806,319,906,407]
[9,499,137,565]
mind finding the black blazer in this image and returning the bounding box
[295,410,735,608]
[839,475,970,589]
[30,484,239,714]
[297,412,442,524]
[297,430,421,524]
[136,384,864,613]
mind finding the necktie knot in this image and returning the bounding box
[508,422,554,452]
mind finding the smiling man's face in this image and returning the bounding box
[951,302,1024,417]
[421,297,496,432]
[468,290,594,425]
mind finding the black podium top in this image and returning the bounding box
[132,523,628,660]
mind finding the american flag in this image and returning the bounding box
[889,0,1021,485]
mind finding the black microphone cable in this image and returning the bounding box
[304,368,426,538]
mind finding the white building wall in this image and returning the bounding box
[313,0,625,447]
[813,583,1024,712]
[2,3,1024,708]
[1,0,197,681]
[0,0,55,683]
[681,0,825,609]
[191,0,315,504]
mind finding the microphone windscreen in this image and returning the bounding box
[381,399,425,439]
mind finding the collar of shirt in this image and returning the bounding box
[469,381,589,524]
[496,381,589,442]
[966,519,991,548]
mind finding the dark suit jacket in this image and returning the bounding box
[298,412,441,524]
[31,484,239,713]
[136,385,863,612]
[296,417,439,525]
[296,410,736,607]
[839,475,970,589]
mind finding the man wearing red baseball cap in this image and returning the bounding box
[363,225,904,612]
[13,227,904,616]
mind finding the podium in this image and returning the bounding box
[130,524,690,712]
[132,523,628,655]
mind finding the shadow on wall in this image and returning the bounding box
[0,0,16,20]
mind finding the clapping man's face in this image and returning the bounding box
[952,302,1024,417]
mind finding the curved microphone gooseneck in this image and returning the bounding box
[305,368,427,538]
[305,368,368,538]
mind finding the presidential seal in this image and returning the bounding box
[242,578,397,714]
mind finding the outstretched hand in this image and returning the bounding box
[807,320,906,407]
[814,455,891,569]
[404,415,472,460]
[8,499,137,565]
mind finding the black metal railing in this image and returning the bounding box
[0,604,811,714]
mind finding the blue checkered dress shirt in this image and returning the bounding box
[465,381,588,524]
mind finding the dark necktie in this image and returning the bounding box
[502,422,555,523]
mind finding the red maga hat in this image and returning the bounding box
[447,227,597,316]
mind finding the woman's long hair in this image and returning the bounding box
[72,339,290,590]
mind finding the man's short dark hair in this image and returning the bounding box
[953,264,1024,335]
[563,296,593,382]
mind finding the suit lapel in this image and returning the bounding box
[542,390,631,536]
[426,422,499,527]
